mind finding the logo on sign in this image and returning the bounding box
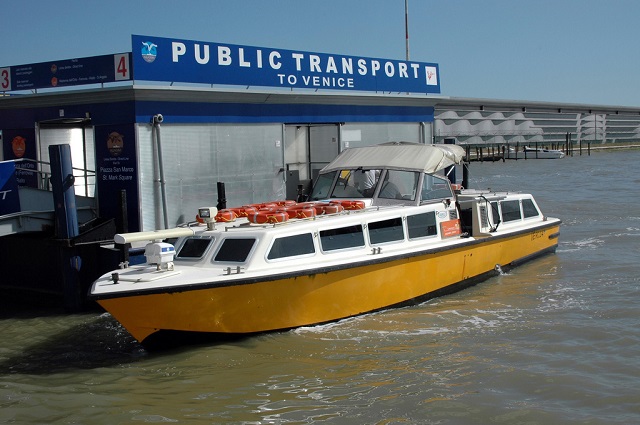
[11,136,26,158]
[426,66,438,86]
[141,42,158,63]
[107,132,124,157]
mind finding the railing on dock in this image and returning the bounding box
[462,140,592,162]
[9,157,96,197]
[0,156,97,235]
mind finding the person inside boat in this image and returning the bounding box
[330,170,364,198]
[378,171,402,199]
[353,169,380,197]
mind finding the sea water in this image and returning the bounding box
[1,149,639,424]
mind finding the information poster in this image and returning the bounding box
[95,124,140,231]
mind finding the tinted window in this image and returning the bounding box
[501,200,522,222]
[407,212,437,239]
[268,234,315,260]
[369,218,404,244]
[320,225,365,251]
[214,238,256,262]
[176,237,213,259]
[522,199,539,218]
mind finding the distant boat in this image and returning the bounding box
[507,146,565,159]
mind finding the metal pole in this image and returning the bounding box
[405,0,410,61]
[49,144,79,239]
[152,116,169,229]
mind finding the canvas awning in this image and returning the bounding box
[320,142,466,174]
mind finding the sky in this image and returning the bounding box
[1,0,639,107]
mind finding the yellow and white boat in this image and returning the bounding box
[90,142,561,344]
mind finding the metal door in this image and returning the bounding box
[37,119,95,197]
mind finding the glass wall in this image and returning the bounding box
[137,123,285,230]
[340,123,424,149]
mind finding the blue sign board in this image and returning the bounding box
[0,53,131,91]
[132,35,440,94]
[0,161,21,215]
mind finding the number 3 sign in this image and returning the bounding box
[0,67,11,91]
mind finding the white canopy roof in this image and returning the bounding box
[320,142,466,174]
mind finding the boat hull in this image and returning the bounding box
[97,222,560,343]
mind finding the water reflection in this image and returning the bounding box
[0,313,145,375]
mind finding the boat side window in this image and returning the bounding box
[501,200,522,222]
[320,225,365,252]
[379,170,419,200]
[421,174,454,202]
[176,237,214,259]
[368,217,405,245]
[214,238,256,262]
[267,233,315,260]
[522,198,540,218]
[310,171,338,200]
[407,212,437,239]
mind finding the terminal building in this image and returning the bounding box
[2,34,640,235]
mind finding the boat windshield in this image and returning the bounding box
[311,168,383,199]
[420,174,454,202]
[329,169,382,198]
[310,171,337,200]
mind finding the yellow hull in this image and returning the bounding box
[98,224,560,343]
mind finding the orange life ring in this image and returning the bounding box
[275,200,297,207]
[247,210,289,224]
[277,206,298,220]
[330,200,365,210]
[237,206,258,217]
[292,206,316,219]
[243,203,274,211]
[314,204,344,215]
[259,202,279,210]
[292,201,317,209]
[215,209,237,222]
[280,202,318,219]
[196,214,205,224]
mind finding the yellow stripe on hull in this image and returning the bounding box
[98,224,559,343]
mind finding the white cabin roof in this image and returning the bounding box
[320,142,465,174]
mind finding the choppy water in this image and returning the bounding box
[2,149,640,424]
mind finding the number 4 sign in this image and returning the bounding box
[113,54,130,81]
[0,67,11,91]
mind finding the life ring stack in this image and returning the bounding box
[206,199,364,225]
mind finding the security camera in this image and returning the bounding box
[153,114,163,123]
